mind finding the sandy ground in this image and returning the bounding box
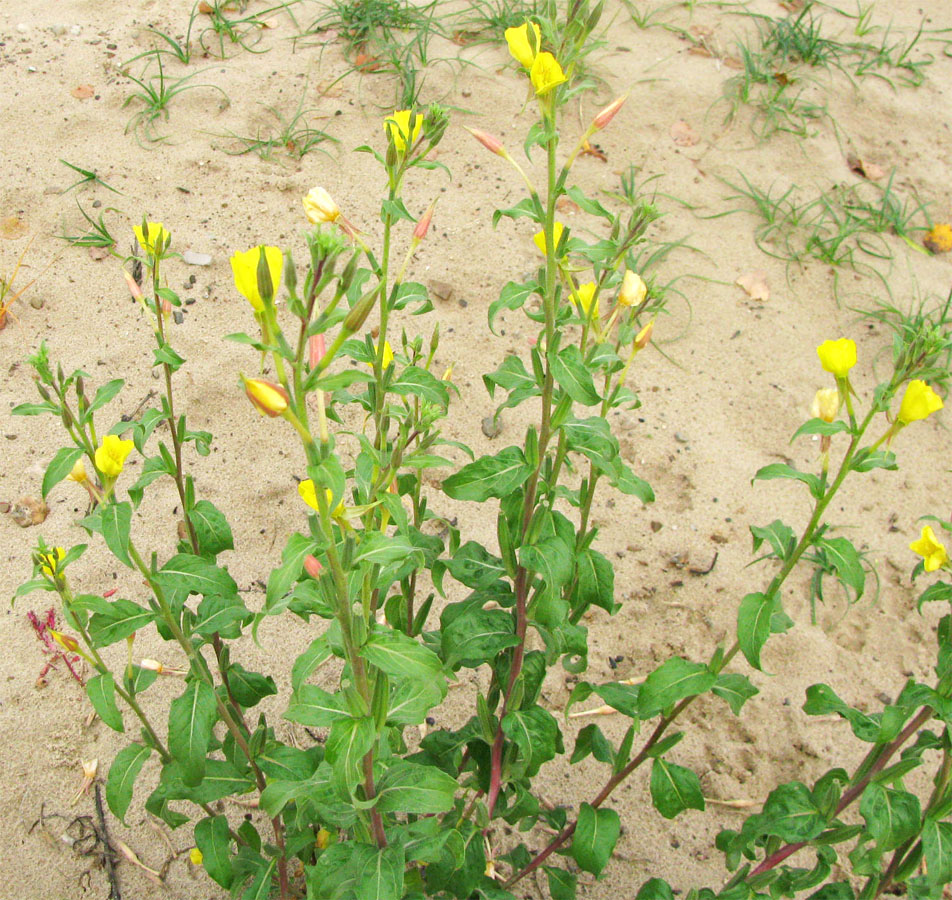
[0,0,950,897]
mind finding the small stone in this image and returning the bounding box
[27,66,37,73]
[92,199,101,208]
[481,416,502,439]
[173,310,184,325]
[429,280,454,303]
[29,296,44,309]
[4,433,16,440]
[183,250,213,266]
[185,297,196,305]
[50,24,68,36]
[650,520,663,532]
[674,431,689,443]
[106,43,117,50]
[0,501,9,514]
[11,496,49,527]
[16,23,29,34]
[69,24,82,35]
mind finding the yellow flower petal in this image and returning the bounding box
[816,338,857,378]
[505,21,541,68]
[133,222,171,255]
[384,110,422,152]
[898,380,943,424]
[303,187,340,224]
[40,547,66,577]
[810,388,840,423]
[530,52,567,96]
[533,221,564,256]
[618,270,647,308]
[95,434,134,479]
[230,246,283,312]
[367,341,394,370]
[573,282,599,319]
[910,525,949,572]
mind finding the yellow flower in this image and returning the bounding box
[530,52,567,96]
[303,187,340,225]
[40,547,65,578]
[898,380,943,424]
[384,110,422,152]
[189,848,203,866]
[368,340,394,370]
[133,222,170,256]
[95,434,134,479]
[316,827,331,850]
[573,282,599,319]
[67,459,88,484]
[618,270,647,308]
[634,319,654,351]
[811,388,840,423]
[298,479,345,518]
[505,21,541,68]
[910,525,949,573]
[230,246,283,312]
[242,376,289,417]
[816,338,857,378]
[533,221,564,256]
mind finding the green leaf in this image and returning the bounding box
[88,378,125,413]
[574,548,615,614]
[168,679,218,785]
[226,664,277,709]
[850,447,898,473]
[860,782,921,852]
[284,685,349,727]
[791,418,851,441]
[571,803,620,876]
[762,781,827,842]
[447,542,506,589]
[817,536,865,600]
[488,281,537,335]
[354,533,422,567]
[441,607,520,669]
[376,761,459,814]
[922,819,952,885]
[606,458,654,503]
[544,866,577,900]
[242,858,276,900]
[570,724,614,765]
[265,533,318,613]
[638,657,716,718]
[88,598,154,647]
[358,844,405,900]
[387,677,444,726]
[390,366,449,406]
[194,593,250,638]
[291,636,331,692]
[753,463,823,499]
[158,553,238,604]
[42,447,84,499]
[737,591,774,670]
[325,716,375,793]
[636,879,675,900]
[361,629,445,681]
[650,758,705,819]
[86,672,124,732]
[805,885,854,899]
[562,417,617,473]
[711,673,759,715]
[550,345,601,406]
[442,447,532,502]
[750,520,796,561]
[194,815,233,889]
[106,743,151,824]
[101,501,133,567]
[153,342,185,371]
[189,499,234,558]
[501,706,563,776]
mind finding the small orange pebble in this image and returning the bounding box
[923,223,952,254]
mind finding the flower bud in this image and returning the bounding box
[634,319,654,351]
[242,376,290,417]
[140,658,164,672]
[304,554,323,578]
[618,270,647,307]
[592,95,626,131]
[303,187,341,225]
[342,286,380,334]
[123,268,145,302]
[49,629,79,654]
[309,333,326,369]
[413,202,436,242]
[811,388,840,423]
[441,364,454,382]
[466,127,507,158]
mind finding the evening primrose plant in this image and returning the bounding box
[11,6,952,900]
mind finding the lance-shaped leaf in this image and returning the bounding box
[86,672,124,732]
[194,815,233,889]
[650,758,705,819]
[442,446,532,502]
[638,657,715,718]
[168,678,218,786]
[106,743,151,824]
[375,761,458,814]
[571,803,620,876]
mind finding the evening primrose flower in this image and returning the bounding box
[230,246,283,312]
[242,375,289,418]
[530,52,567,96]
[897,380,943,424]
[298,479,345,518]
[505,21,541,68]
[816,338,857,378]
[910,525,949,572]
[133,222,170,256]
[618,270,647,308]
[67,459,88,484]
[39,547,65,578]
[189,848,203,866]
[95,434,134,479]
[533,221,564,256]
[303,187,341,225]
[384,110,422,152]
[811,388,840,423]
[368,340,394,370]
[573,282,599,319]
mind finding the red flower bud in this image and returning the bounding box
[304,555,323,578]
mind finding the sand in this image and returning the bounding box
[0,0,950,896]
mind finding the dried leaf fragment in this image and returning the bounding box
[847,153,885,181]
[11,496,49,527]
[924,223,952,254]
[736,270,770,301]
[0,216,27,239]
[670,120,699,147]
[71,84,95,100]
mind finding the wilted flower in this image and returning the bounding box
[230,246,283,312]
[71,758,99,805]
[910,525,949,572]
[816,338,857,378]
[533,221,564,256]
[592,95,627,131]
[67,459,88,484]
[618,270,647,308]
[505,21,541,68]
[811,388,840,423]
[133,222,170,256]
[384,110,422,152]
[634,320,654,351]
[897,380,943,424]
[95,434,134,479]
[303,187,341,225]
[530,52,567,96]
